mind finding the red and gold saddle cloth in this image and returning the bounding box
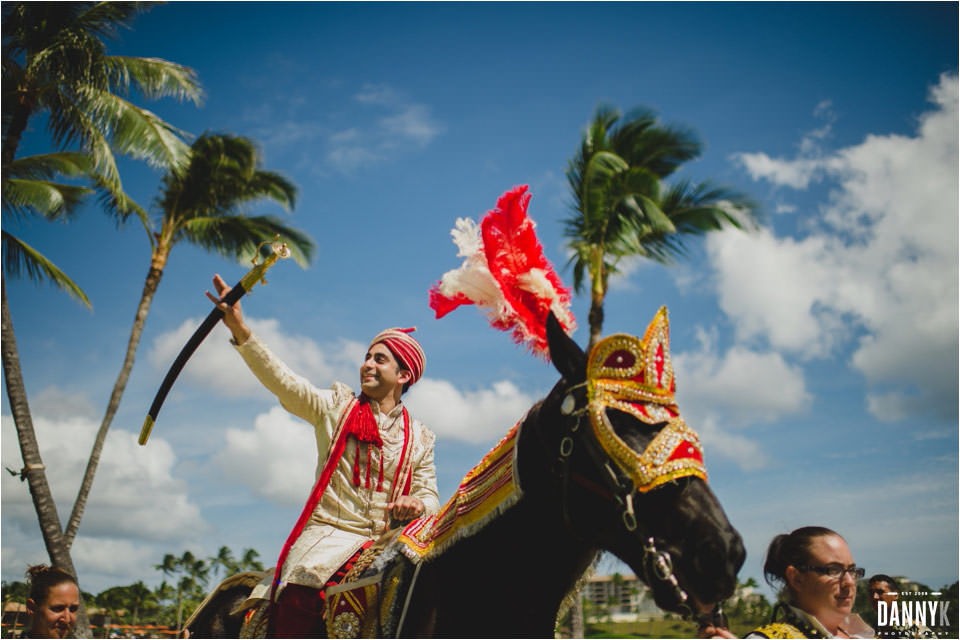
[239,542,380,638]
[397,422,522,561]
[325,575,381,638]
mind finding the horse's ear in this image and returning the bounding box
[546,311,586,382]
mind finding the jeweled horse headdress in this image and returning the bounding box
[429,186,707,495]
[586,306,707,492]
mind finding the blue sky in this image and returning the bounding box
[2,2,957,602]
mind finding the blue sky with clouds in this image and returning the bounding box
[3,2,957,600]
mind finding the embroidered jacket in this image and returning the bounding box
[234,333,439,594]
[747,603,874,639]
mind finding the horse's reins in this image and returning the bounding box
[544,381,722,628]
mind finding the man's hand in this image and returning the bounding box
[387,496,425,522]
[697,624,736,639]
[205,274,251,345]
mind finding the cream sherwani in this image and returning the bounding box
[234,333,439,601]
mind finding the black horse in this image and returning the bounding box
[188,312,745,637]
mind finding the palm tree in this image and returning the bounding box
[122,581,156,627]
[564,105,760,348]
[3,152,100,304]
[562,105,759,637]
[0,152,97,587]
[208,545,237,581]
[238,547,265,572]
[172,551,210,630]
[152,580,177,626]
[95,586,129,625]
[155,553,195,632]
[2,7,201,636]
[63,132,315,547]
[2,2,201,195]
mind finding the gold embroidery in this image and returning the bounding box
[586,307,707,492]
[753,622,808,638]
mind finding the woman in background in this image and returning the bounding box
[747,526,873,638]
[24,565,80,639]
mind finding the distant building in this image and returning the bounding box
[583,573,663,622]
[2,601,29,636]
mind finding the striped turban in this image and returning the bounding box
[369,327,425,385]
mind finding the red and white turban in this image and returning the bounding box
[369,327,425,385]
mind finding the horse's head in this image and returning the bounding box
[538,309,745,619]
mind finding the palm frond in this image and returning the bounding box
[104,55,203,104]
[563,102,761,300]
[242,169,297,210]
[72,2,147,42]
[3,177,92,220]
[1,230,91,308]
[177,215,315,268]
[43,86,122,177]
[90,172,151,233]
[641,180,762,263]
[7,151,93,180]
[159,133,297,222]
[622,124,702,179]
[564,243,591,295]
[81,87,192,172]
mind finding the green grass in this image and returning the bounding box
[586,612,766,638]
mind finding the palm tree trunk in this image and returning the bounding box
[1,92,34,185]
[64,255,167,547]
[1,282,93,638]
[176,585,183,632]
[571,597,585,638]
[588,288,605,351]
[575,269,608,637]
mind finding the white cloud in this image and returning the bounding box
[69,536,159,586]
[1,398,203,542]
[731,97,838,189]
[1,388,205,588]
[147,316,364,399]
[244,83,441,173]
[674,328,812,426]
[323,83,443,172]
[733,154,824,189]
[210,377,538,504]
[774,202,797,215]
[670,331,810,472]
[325,145,382,172]
[695,417,769,471]
[718,73,958,421]
[404,378,538,444]
[379,104,441,148]
[706,228,842,357]
[354,83,400,106]
[257,120,328,148]
[213,406,316,505]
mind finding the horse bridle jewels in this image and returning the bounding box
[585,306,707,492]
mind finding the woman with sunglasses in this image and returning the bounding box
[24,565,80,639]
[746,526,874,638]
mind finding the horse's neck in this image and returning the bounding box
[418,409,597,626]
[456,489,597,592]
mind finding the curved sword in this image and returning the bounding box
[138,238,291,445]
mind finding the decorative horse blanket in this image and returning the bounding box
[397,422,523,561]
[324,422,525,638]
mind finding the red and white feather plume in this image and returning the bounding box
[429,185,576,358]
